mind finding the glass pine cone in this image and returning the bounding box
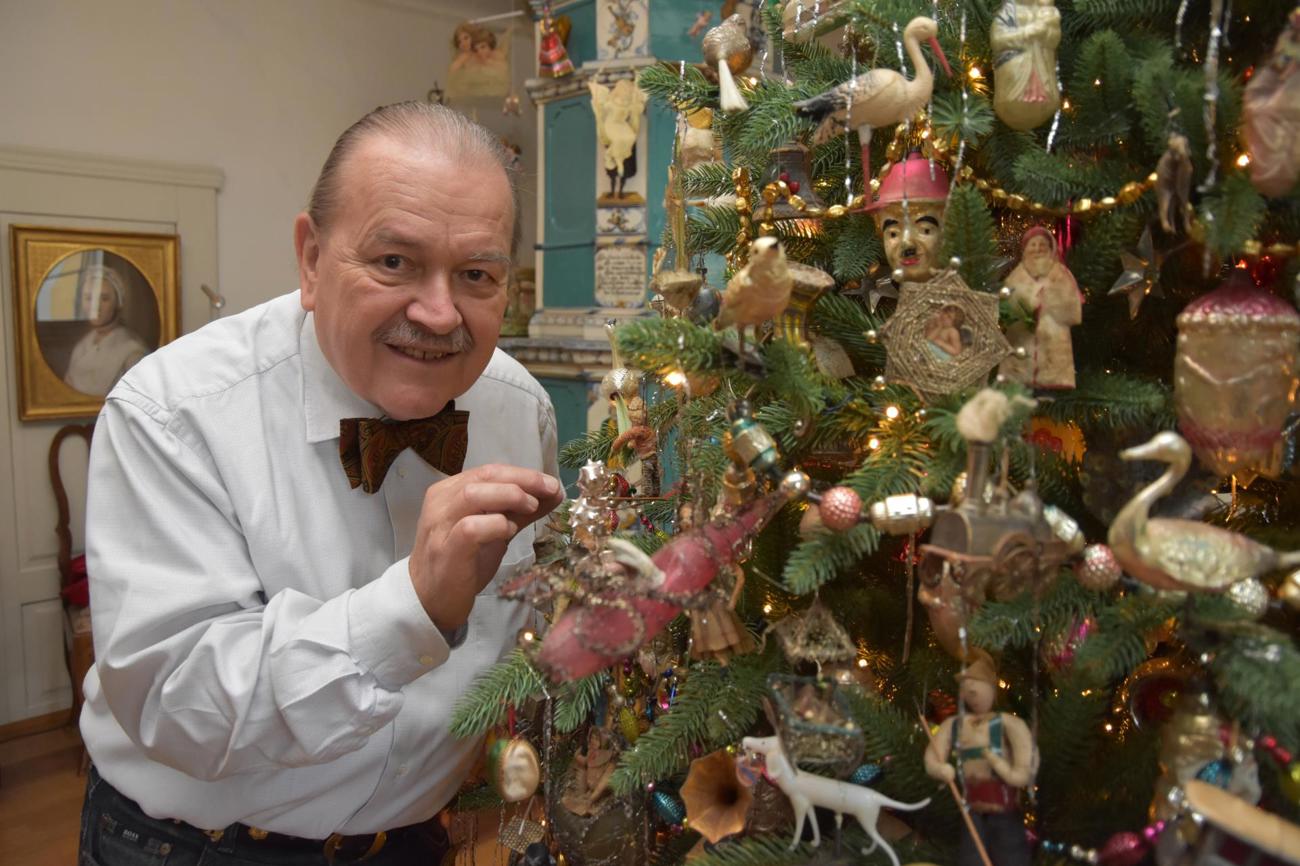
[1076,543,1123,591]
[818,486,863,531]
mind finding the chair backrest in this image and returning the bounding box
[49,423,95,591]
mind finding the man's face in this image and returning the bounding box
[296,135,513,420]
[877,203,944,283]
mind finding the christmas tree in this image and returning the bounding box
[453,2,1300,865]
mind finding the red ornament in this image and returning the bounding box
[818,487,862,531]
[1097,832,1147,866]
[1040,616,1096,673]
[536,490,790,681]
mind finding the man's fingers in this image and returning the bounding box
[448,513,518,549]
[463,464,561,501]
[462,481,540,517]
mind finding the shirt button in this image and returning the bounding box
[159,844,173,855]
[418,654,435,666]
[396,764,408,776]
[397,467,405,479]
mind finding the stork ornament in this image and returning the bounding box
[793,16,951,185]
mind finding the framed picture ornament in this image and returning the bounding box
[10,225,179,420]
[878,270,1011,402]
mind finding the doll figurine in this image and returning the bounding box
[924,650,1036,866]
[990,0,1062,131]
[998,226,1082,390]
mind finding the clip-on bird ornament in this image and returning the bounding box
[715,236,793,356]
[703,13,754,113]
[794,16,951,184]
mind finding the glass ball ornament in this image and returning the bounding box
[1227,578,1270,619]
[1280,570,1300,611]
[688,284,721,325]
[1075,543,1123,591]
[651,790,686,825]
[818,486,862,531]
[1097,831,1147,866]
[1195,758,1232,788]
[849,763,884,786]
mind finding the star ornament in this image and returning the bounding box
[1108,227,1165,319]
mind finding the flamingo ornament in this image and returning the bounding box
[794,16,951,184]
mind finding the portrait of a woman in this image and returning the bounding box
[62,263,151,397]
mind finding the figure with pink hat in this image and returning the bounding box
[860,152,950,310]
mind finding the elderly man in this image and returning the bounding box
[78,101,563,865]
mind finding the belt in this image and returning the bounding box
[88,765,450,864]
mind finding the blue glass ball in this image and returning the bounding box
[850,763,884,786]
[1196,759,1232,788]
[652,790,686,825]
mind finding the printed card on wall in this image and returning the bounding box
[594,243,648,308]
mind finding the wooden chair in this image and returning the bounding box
[49,422,94,773]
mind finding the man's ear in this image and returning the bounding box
[294,212,321,311]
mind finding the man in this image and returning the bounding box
[997,226,1082,390]
[78,101,564,865]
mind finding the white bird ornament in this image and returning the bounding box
[794,16,951,183]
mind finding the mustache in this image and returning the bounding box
[375,319,474,352]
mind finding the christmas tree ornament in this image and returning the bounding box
[923,649,1035,866]
[571,460,617,551]
[703,14,753,113]
[792,18,951,185]
[654,157,704,317]
[487,735,541,803]
[725,398,782,480]
[534,474,808,681]
[1174,780,1300,866]
[778,262,837,349]
[868,493,936,535]
[687,564,756,665]
[1156,132,1195,236]
[679,108,721,170]
[850,763,885,786]
[781,0,851,44]
[1108,227,1166,320]
[1075,543,1123,592]
[917,390,1077,657]
[1281,569,1300,610]
[877,269,1011,403]
[1039,615,1097,674]
[1174,272,1300,483]
[743,776,796,836]
[1227,578,1271,619]
[520,841,557,866]
[1108,431,1300,593]
[771,600,857,673]
[560,726,621,817]
[764,143,826,222]
[680,749,754,843]
[599,321,642,408]
[989,0,1063,131]
[1115,656,1192,729]
[551,788,647,866]
[742,730,929,861]
[715,237,794,343]
[865,153,952,293]
[1152,686,1261,822]
[651,789,686,825]
[502,816,548,855]
[1097,832,1148,866]
[1242,7,1300,197]
[818,486,863,531]
[998,226,1083,390]
[688,282,722,326]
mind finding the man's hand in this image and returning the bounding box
[409,464,563,633]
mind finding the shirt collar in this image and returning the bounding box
[301,311,379,444]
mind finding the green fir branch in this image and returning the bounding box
[1206,631,1300,748]
[616,317,726,375]
[682,162,734,199]
[688,203,744,257]
[450,650,546,738]
[783,523,880,595]
[554,673,610,734]
[931,90,996,148]
[810,292,886,371]
[1036,371,1174,430]
[940,184,1001,290]
[1072,593,1182,685]
[1201,173,1267,257]
[609,650,776,795]
[560,418,618,469]
[639,62,716,113]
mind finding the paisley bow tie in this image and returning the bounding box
[338,404,469,494]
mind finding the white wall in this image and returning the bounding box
[0,0,538,317]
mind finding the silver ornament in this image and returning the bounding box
[1227,578,1270,620]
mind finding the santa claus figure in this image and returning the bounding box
[998,226,1082,390]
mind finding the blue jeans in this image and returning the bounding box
[79,766,452,865]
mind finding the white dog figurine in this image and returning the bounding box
[741,735,930,866]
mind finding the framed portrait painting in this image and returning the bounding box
[10,225,179,420]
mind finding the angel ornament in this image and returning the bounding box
[998,226,1082,390]
[990,0,1062,131]
[589,78,648,203]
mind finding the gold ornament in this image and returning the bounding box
[771,599,857,669]
[877,269,1012,403]
[487,736,541,803]
[1281,570,1300,611]
[702,14,753,113]
[1174,272,1300,484]
[681,750,754,843]
[1108,431,1300,593]
[990,0,1063,131]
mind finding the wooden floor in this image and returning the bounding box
[0,723,86,866]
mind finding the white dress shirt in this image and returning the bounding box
[80,291,557,838]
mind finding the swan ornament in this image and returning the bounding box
[1108,431,1300,592]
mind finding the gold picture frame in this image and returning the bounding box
[10,225,179,420]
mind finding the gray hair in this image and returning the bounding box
[307,100,520,252]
